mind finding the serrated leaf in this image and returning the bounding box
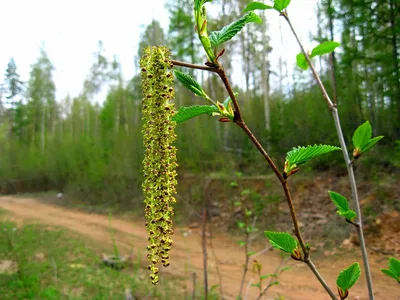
[388,257,400,276]
[329,191,350,212]
[265,231,297,253]
[174,70,206,97]
[310,41,340,57]
[243,2,273,13]
[338,210,357,221]
[274,0,291,12]
[285,144,341,172]
[336,263,361,291]
[352,121,372,150]
[361,136,384,153]
[209,12,262,48]
[172,105,219,123]
[296,53,308,70]
[381,269,398,282]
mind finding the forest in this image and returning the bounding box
[0,0,399,205]
[0,0,399,299]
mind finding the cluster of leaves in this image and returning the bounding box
[296,41,341,70]
[352,121,384,159]
[329,191,357,222]
[173,70,235,122]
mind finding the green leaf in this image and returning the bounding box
[247,251,257,256]
[172,105,219,123]
[237,222,246,229]
[243,2,273,13]
[328,191,350,212]
[273,0,291,12]
[338,210,357,221]
[361,136,384,153]
[195,0,212,11]
[265,231,297,254]
[251,282,261,288]
[209,12,262,48]
[336,263,361,291]
[285,144,341,173]
[381,269,399,282]
[174,70,207,97]
[388,257,400,276]
[352,121,372,151]
[260,274,272,280]
[238,240,246,246]
[382,257,400,282]
[310,41,340,57]
[296,53,308,70]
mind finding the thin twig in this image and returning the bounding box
[202,207,208,300]
[171,60,218,72]
[256,256,289,300]
[209,223,225,299]
[172,33,336,299]
[192,272,197,300]
[283,12,374,300]
[238,219,251,298]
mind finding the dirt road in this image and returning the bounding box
[0,196,397,299]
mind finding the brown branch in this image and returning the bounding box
[171,60,218,72]
[173,55,336,299]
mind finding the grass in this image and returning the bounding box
[0,212,186,299]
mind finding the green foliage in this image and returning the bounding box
[273,0,291,12]
[264,231,297,254]
[296,54,308,70]
[172,105,219,123]
[174,70,207,97]
[243,2,273,13]
[352,121,384,158]
[311,41,341,57]
[336,263,361,293]
[381,257,400,283]
[296,41,340,70]
[328,191,357,222]
[209,12,262,48]
[284,144,341,175]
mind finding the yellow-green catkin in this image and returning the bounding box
[140,46,177,285]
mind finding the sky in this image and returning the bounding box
[0,0,319,102]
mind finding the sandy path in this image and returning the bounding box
[0,196,397,299]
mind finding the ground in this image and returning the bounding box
[0,195,398,299]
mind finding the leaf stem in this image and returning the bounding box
[171,60,218,72]
[282,12,374,300]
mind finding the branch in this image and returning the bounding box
[171,60,218,72]
[283,12,374,300]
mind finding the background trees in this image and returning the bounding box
[0,0,398,205]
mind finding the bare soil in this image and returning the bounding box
[0,196,398,300]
